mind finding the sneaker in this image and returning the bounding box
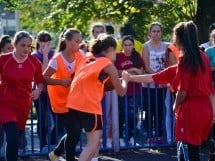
[49,151,66,161]
[129,137,140,146]
[119,138,125,147]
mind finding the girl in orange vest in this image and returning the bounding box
[66,33,129,161]
[43,28,83,161]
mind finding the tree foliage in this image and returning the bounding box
[0,0,213,43]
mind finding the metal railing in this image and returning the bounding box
[0,85,175,158]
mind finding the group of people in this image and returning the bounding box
[0,20,215,161]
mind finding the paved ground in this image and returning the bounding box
[6,147,208,161]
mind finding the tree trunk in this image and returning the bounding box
[194,0,215,44]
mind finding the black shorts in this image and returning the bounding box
[69,109,103,132]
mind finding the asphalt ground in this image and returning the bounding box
[6,147,209,161]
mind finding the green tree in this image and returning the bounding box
[0,0,214,43]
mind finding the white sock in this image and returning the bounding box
[91,157,98,161]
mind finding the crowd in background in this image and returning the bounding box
[0,21,215,161]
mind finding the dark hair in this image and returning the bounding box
[105,25,114,35]
[90,33,116,56]
[120,23,136,37]
[122,35,141,68]
[57,28,81,52]
[13,31,32,45]
[173,21,205,75]
[36,30,52,50]
[91,23,104,34]
[149,22,163,32]
[209,22,215,34]
[0,35,12,52]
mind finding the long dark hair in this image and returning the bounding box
[57,28,81,52]
[173,21,205,75]
[122,35,141,68]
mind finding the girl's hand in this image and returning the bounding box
[121,70,131,83]
[173,103,179,113]
[31,88,41,100]
[41,42,51,56]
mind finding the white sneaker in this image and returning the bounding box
[119,138,125,147]
[91,157,98,161]
[129,137,140,146]
[49,151,66,161]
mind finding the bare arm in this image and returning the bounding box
[173,90,187,112]
[104,64,128,96]
[130,74,154,83]
[31,83,43,100]
[168,52,177,66]
[142,45,155,74]
[118,67,144,76]
[43,66,71,87]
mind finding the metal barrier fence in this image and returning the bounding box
[0,85,175,158]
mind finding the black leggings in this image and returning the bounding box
[177,142,200,161]
[2,121,23,161]
[53,111,81,161]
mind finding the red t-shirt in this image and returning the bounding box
[0,53,43,129]
[152,65,177,91]
[152,52,214,145]
[115,52,144,95]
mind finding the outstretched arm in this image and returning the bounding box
[129,74,154,83]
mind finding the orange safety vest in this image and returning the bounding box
[66,54,112,115]
[48,51,83,113]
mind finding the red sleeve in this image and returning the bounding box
[152,65,177,84]
[33,57,43,84]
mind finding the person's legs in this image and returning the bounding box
[52,134,66,156]
[111,90,120,151]
[187,144,200,161]
[177,142,185,161]
[78,130,102,161]
[146,88,155,139]
[34,93,47,148]
[155,88,166,140]
[65,110,82,161]
[104,92,112,147]
[178,142,200,161]
[50,111,81,161]
[2,121,19,161]
[165,89,174,144]
[0,126,4,150]
[118,96,125,139]
[79,112,103,161]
